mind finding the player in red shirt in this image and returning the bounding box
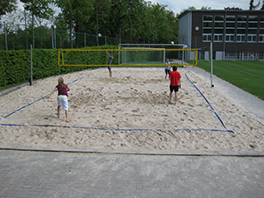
[169,66,181,105]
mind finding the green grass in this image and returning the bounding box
[196,60,264,101]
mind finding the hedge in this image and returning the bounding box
[0,45,118,87]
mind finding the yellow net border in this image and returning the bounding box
[58,48,198,67]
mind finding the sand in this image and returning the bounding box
[0,67,263,153]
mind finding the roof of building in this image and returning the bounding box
[177,9,264,19]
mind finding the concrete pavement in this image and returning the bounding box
[0,150,264,198]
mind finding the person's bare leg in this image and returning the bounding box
[57,106,61,118]
[65,110,69,122]
[108,68,112,77]
[175,92,178,105]
[169,92,172,103]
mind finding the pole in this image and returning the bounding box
[24,10,28,49]
[4,22,8,51]
[54,28,56,49]
[210,42,214,87]
[84,33,86,47]
[51,26,54,49]
[30,44,33,86]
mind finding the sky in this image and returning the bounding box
[149,0,253,15]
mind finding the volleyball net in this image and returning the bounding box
[58,47,198,67]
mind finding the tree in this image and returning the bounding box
[0,0,17,18]
[55,0,94,48]
[21,0,54,48]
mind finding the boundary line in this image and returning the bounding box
[0,123,233,133]
[185,73,234,133]
[2,72,92,119]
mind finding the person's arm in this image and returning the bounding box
[47,87,58,99]
[178,79,181,88]
[105,51,110,57]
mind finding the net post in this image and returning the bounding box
[30,44,33,86]
[210,42,214,87]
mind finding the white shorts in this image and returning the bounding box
[57,95,68,110]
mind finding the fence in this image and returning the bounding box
[0,24,124,50]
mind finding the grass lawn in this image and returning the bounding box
[196,60,264,101]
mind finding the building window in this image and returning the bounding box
[248,23,258,28]
[237,22,247,27]
[226,15,235,21]
[214,34,223,42]
[237,29,246,34]
[203,15,212,21]
[248,16,258,21]
[215,15,224,21]
[214,22,224,27]
[225,34,235,42]
[203,29,212,33]
[203,34,212,42]
[203,22,212,27]
[259,35,264,42]
[248,29,257,34]
[226,29,235,34]
[248,35,257,42]
[226,22,235,27]
[236,35,246,42]
[237,15,247,21]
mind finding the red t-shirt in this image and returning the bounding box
[169,71,181,86]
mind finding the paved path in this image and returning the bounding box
[0,150,264,198]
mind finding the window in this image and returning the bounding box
[258,35,264,42]
[237,22,247,27]
[248,23,258,28]
[248,29,257,34]
[237,15,247,21]
[214,34,223,42]
[226,22,235,27]
[225,34,235,42]
[214,29,224,34]
[237,29,246,34]
[203,22,212,27]
[203,29,212,33]
[226,29,235,34]
[214,22,224,27]
[236,35,245,42]
[226,15,235,21]
[203,34,212,42]
[248,35,257,42]
[248,16,258,21]
[215,15,224,21]
[203,15,212,21]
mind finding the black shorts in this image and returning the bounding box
[170,85,179,92]
[165,69,170,75]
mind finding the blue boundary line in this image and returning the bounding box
[0,70,234,133]
[2,73,92,119]
[0,123,232,133]
[185,73,234,134]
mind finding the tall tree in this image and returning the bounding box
[0,0,17,18]
[21,0,54,48]
[56,0,94,48]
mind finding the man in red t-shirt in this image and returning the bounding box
[169,66,181,104]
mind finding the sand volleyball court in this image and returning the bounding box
[0,67,263,152]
